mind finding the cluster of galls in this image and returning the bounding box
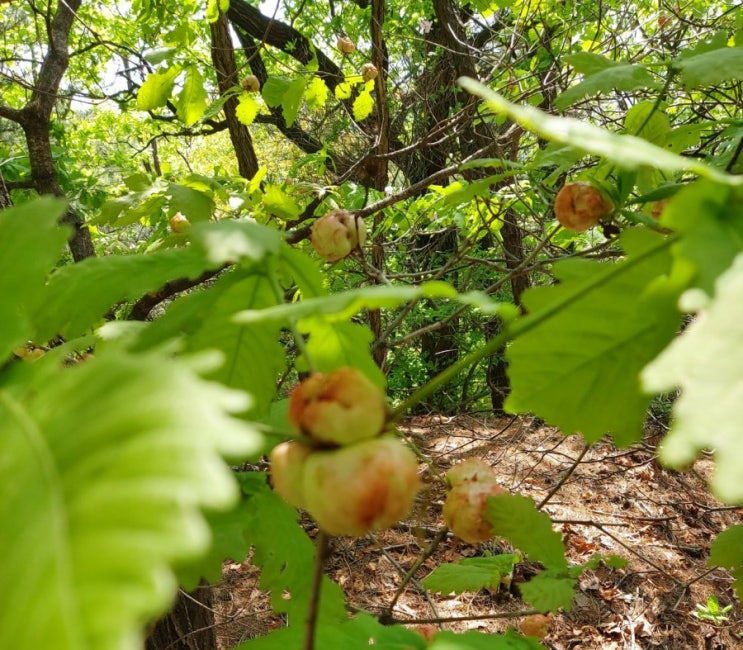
[270,367,420,536]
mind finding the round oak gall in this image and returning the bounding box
[169,212,191,233]
[288,366,386,446]
[269,440,314,509]
[519,613,551,639]
[336,36,356,54]
[241,74,261,93]
[310,208,366,262]
[443,459,504,544]
[554,181,614,232]
[361,63,379,82]
[302,436,420,536]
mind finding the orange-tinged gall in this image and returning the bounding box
[269,440,314,509]
[443,460,504,544]
[446,458,498,487]
[650,198,670,220]
[519,613,551,639]
[361,63,378,82]
[169,212,191,233]
[288,366,387,445]
[302,436,420,536]
[554,181,614,232]
[241,74,261,92]
[337,36,356,54]
[310,208,366,261]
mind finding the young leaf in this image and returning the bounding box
[236,613,427,650]
[642,253,743,503]
[484,493,567,570]
[0,349,261,650]
[34,220,282,342]
[674,48,743,90]
[458,78,742,186]
[505,228,685,445]
[422,555,519,594]
[186,273,286,415]
[518,570,576,612]
[33,246,216,341]
[137,65,180,111]
[563,52,617,75]
[176,65,208,126]
[709,525,743,598]
[261,76,291,107]
[353,88,374,121]
[236,92,260,125]
[305,76,329,110]
[427,629,543,649]
[298,318,387,389]
[263,184,301,220]
[282,76,307,127]
[0,198,69,360]
[167,181,214,222]
[555,63,660,111]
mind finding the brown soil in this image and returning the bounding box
[214,415,742,649]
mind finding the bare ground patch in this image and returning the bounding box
[215,415,742,649]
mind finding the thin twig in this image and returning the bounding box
[304,531,330,650]
[537,444,589,509]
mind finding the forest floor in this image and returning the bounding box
[214,415,742,649]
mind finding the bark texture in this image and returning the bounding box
[209,12,260,180]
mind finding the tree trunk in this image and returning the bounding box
[145,583,217,650]
[0,0,95,261]
[209,12,260,180]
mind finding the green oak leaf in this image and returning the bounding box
[485,494,567,570]
[505,228,685,445]
[709,525,743,598]
[239,473,347,622]
[556,62,660,111]
[642,253,743,503]
[518,571,576,612]
[0,198,69,360]
[0,349,261,650]
[427,629,543,649]
[422,555,519,595]
[660,181,743,297]
[459,78,742,186]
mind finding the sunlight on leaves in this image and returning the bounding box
[459,77,742,186]
[642,253,743,503]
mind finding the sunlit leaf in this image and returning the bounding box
[459,77,742,185]
[236,92,260,125]
[674,47,743,89]
[709,525,743,597]
[642,253,743,503]
[0,198,69,360]
[137,65,180,111]
[353,88,374,121]
[0,350,261,650]
[422,555,519,594]
[176,66,208,126]
[305,76,329,110]
[556,62,660,110]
